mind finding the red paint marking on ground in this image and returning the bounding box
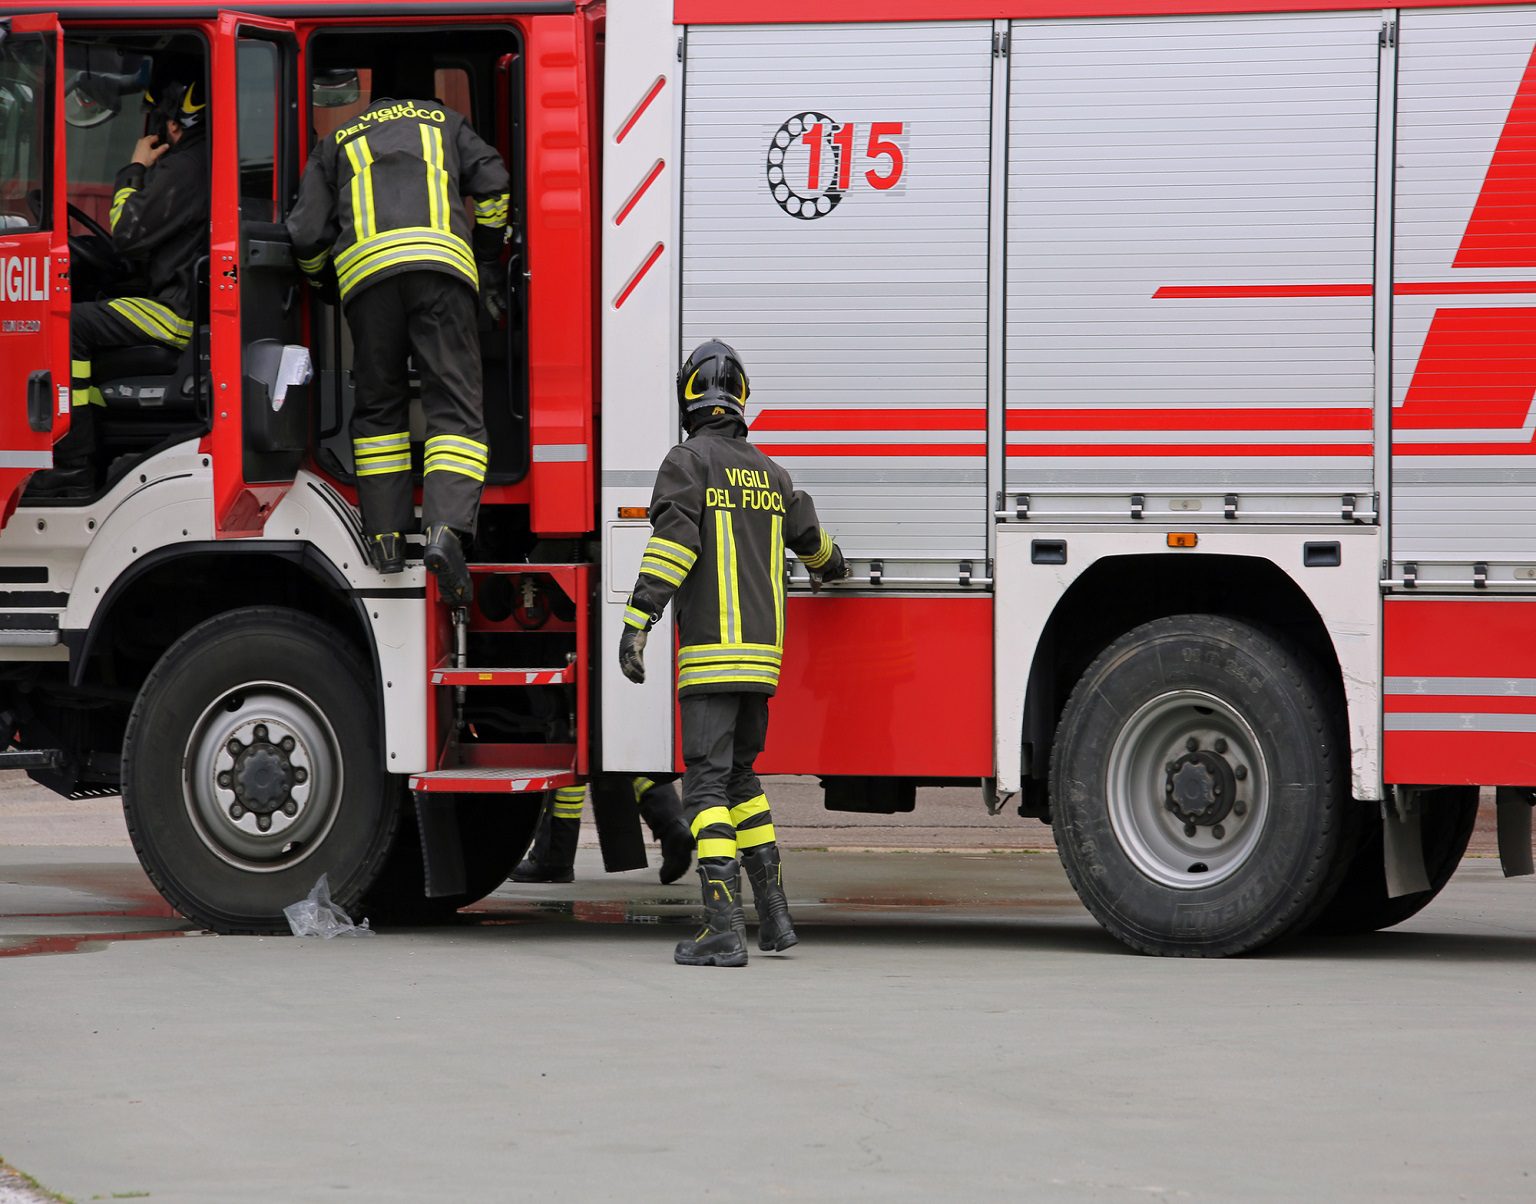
[0,928,193,959]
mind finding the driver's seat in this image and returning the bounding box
[92,258,209,416]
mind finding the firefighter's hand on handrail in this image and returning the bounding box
[808,545,851,594]
[480,259,508,322]
[619,626,648,684]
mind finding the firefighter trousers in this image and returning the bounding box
[55,300,190,463]
[344,271,489,538]
[679,692,777,862]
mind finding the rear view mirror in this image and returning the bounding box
[62,59,149,129]
[312,69,361,109]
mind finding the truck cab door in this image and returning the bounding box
[209,12,306,537]
[0,16,69,528]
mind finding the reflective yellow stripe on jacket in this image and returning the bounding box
[334,226,478,300]
[676,642,783,691]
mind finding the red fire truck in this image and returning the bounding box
[1,0,1533,954]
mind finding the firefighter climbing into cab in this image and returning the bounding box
[27,70,209,499]
[619,341,851,967]
[286,63,511,604]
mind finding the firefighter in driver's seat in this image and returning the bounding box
[27,78,210,499]
[286,73,511,605]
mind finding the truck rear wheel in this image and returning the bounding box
[1309,786,1479,935]
[1050,615,1359,956]
[122,607,401,934]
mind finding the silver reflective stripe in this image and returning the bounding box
[3,452,56,468]
[1386,714,1536,734]
[603,470,656,487]
[1384,676,1536,697]
[533,444,589,463]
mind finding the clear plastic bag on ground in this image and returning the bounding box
[284,873,375,938]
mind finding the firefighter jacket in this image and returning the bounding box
[286,97,510,305]
[105,128,209,342]
[625,413,843,697]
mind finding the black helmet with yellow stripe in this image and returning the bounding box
[677,339,750,422]
[144,77,207,135]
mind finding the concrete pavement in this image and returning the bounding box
[3,776,1535,1202]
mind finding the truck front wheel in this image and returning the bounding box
[1050,615,1359,956]
[122,607,401,933]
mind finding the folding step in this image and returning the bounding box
[408,766,577,795]
[429,664,575,687]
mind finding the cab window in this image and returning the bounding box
[0,33,49,233]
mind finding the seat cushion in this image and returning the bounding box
[94,343,182,379]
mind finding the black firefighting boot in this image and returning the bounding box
[23,455,94,500]
[423,523,473,606]
[368,532,404,575]
[741,843,799,952]
[673,860,749,967]
[635,780,693,885]
[511,798,581,884]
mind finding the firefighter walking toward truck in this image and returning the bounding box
[286,79,510,603]
[619,340,850,966]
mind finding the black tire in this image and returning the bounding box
[363,797,539,924]
[121,607,402,934]
[1309,786,1479,935]
[1050,614,1361,957]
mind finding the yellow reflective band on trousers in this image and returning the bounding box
[106,298,192,349]
[334,227,477,300]
[696,837,737,861]
[344,135,377,239]
[735,823,776,850]
[73,356,101,406]
[552,785,586,820]
[732,794,775,849]
[690,805,732,839]
[714,509,741,645]
[632,776,656,802]
[803,528,835,570]
[109,186,135,231]
[423,434,489,482]
[353,432,412,478]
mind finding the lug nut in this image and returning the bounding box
[293,767,308,784]
[256,814,272,832]
[1183,822,1197,837]
[226,738,243,755]
[1213,783,1222,794]
[1234,800,1248,817]
[230,803,245,820]
[1185,737,1199,752]
[282,801,299,817]
[217,771,232,789]
[1212,824,1226,839]
[253,724,269,743]
[1165,761,1176,775]
[1214,738,1228,754]
[281,736,296,753]
[1234,765,1248,781]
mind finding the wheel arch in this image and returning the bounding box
[1003,542,1380,806]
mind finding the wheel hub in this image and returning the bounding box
[1164,748,1236,828]
[184,685,338,870]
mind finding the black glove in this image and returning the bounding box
[619,625,648,684]
[808,544,851,593]
[479,258,508,322]
[304,266,340,307]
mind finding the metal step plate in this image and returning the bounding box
[408,767,577,795]
[429,666,575,687]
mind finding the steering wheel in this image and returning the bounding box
[67,201,127,275]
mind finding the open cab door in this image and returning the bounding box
[0,15,69,528]
[209,12,307,537]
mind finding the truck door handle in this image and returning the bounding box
[26,371,52,434]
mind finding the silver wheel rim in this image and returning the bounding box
[183,681,344,873]
[1105,690,1270,889]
